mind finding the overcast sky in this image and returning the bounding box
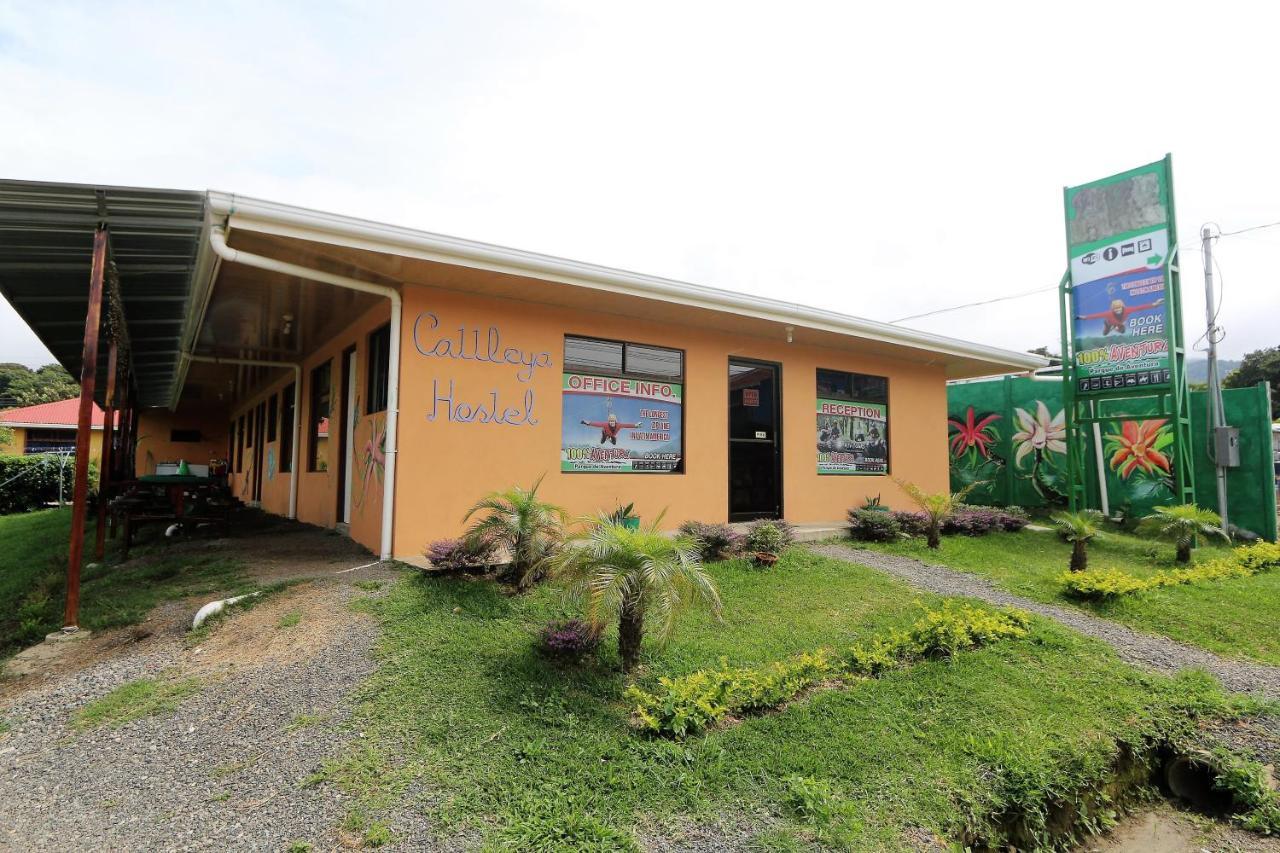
[1,1,1276,368]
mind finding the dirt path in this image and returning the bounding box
[811,543,1280,701]
[0,518,436,851]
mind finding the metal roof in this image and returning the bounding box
[0,179,208,407]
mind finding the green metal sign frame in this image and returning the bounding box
[1058,155,1195,513]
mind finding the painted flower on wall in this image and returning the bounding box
[948,407,1001,460]
[1104,419,1172,479]
[1012,401,1067,466]
[355,415,386,512]
[1011,400,1068,503]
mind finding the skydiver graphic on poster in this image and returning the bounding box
[561,373,683,472]
[1071,265,1171,389]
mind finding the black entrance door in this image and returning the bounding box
[728,359,782,521]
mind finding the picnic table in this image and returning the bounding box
[112,475,237,557]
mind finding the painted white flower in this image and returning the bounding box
[1012,400,1066,466]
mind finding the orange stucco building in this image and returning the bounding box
[2,181,1045,561]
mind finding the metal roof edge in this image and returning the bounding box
[206,190,1048,373]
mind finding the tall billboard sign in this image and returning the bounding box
[1064,160,1173,394]
[1059,155,1195,513]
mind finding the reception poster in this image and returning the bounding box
[816,398,888,474]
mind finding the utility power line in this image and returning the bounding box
[888,216,1276,326]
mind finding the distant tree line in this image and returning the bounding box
[0,363,79,409]
[1223,346,1280,420]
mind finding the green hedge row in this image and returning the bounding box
[0,454,98,515]
[1061,542,1280,600]
[627,602,1031,737]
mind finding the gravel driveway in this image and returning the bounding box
[810,543,1280,701]
[0,577,433,852]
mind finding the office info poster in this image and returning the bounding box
[560,373,683,472]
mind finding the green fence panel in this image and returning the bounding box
[1188,383,1278,541]
[948,377,1276,542]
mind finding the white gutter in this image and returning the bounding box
[205,192,1047,374]
[184,355,301,520]
[207,226,401,560]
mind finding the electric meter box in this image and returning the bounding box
[1214,426,1240,468]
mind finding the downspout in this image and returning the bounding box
[184,354,302,519]
[207,226,401,560]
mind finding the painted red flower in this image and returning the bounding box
[948,406,1001,459]
[1104,419,1172,478]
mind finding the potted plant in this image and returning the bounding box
[606,502,640,531]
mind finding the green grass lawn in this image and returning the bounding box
[0,508,245,658]
[852,529,1280,666]
[326,548,1261,850]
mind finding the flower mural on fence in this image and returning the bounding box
[947,406,1003,492]
[948,407,1001,460]
[1103,419,1172,479]
[1011,400,1068,503]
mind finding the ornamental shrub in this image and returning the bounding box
[847,508,901,542]
[538,618,601,660]
[1060,541,1280,600]
[424,537,493,572]
[1235,541,1280,573]
[677,521,743,562]
[743,519,793,564]
[629,602,1031,737]
[0,453,97,515]
[892,510,930,537]
[890,507,1026,538]
[1060,567,1152,600]
[902,602,1030,657]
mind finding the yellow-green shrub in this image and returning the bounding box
[1060,541,1280,600]
[1236,541,1280,573]
[629,603,1031,736]
[1060,567,1156,599]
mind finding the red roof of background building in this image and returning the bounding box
[0,398,105,427]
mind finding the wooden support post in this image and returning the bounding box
[94,341,118,560]
[64,226,107,630]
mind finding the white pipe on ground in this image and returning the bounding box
[184,355,302,519]
[207,226,401,560]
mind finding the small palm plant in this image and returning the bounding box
[1051,509,1104,572]
[894,478,982,549]
[1140,503,1229,564]
[550,514,722,673]
[462,475,566,590]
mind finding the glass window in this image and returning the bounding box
[280,383,295,472]
[560,336,684,474]
[366,324,391,414]
[625,344,683,379]
[308,361,332,472]
[564,336,683,380]
[817,368,888,404]
[815,368,889,475]
[564,337,623,375]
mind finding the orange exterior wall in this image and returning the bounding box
[390,285,949,557]
[225,301,392,554]
[135,404,229,477]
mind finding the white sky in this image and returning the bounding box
[1,0,1276,368]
